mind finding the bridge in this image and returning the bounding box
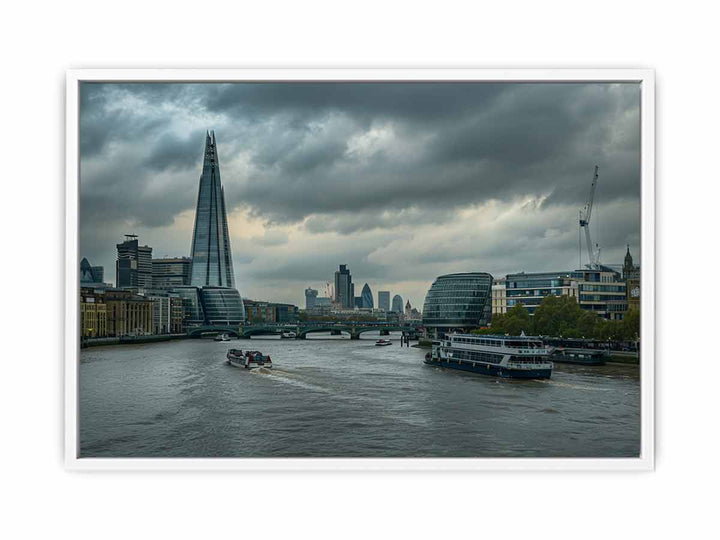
[187,325,242,338]
[237,321,423,340]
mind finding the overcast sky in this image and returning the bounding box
[79,82,641,308]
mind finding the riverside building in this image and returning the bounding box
[104,289,154,336]
[422,272,493,336]
[80,287,107,338]
[505,271,579,315]
[491,278,508,315]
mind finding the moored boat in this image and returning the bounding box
[375,339,392,346]
[425,333,552,379]
[546,346,607,366]
[227,348,272,369]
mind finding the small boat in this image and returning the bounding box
[214,333,231,342]
[227,349,272,369]
[280,331,297,339]
[375,339,392,346]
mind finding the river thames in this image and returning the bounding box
[79,333,640,458]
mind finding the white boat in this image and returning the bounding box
[375,339,392,346]
[214,333,231,342]
[227,349,272,369]
[425,333,552,379]
[280,331,297,339]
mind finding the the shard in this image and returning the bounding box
[189,131,235,288]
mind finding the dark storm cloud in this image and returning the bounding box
[79,81,641,302]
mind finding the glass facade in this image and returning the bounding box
[360,283,374,309]
[391,294,403,313]
[200,287,245,325]
[422,272,492,329]
[171,286,205,327]
[190,131,235,288]
[378,291,390,312]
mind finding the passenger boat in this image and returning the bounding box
[214,333,231,342]
[280,331,297,339]
[375,339,392,346]
[546,346,607,366]
[227,349,272,369]
[424,333,552,379]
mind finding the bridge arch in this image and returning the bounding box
[297,326,353,339]
[187,325,241,338]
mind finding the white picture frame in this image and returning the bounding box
[66,68,655,471]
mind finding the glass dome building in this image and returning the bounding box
[199,287,245,325]
[422,272,493,334]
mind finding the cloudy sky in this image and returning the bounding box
[79,82,640,308]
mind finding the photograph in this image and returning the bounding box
[69,71,653,466]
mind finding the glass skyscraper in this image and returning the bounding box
[190,131,235,288]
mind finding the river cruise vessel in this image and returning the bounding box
[227,349,272,369]
[280,331,297,339]
[425,333,553,379]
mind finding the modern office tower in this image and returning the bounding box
[391,294,404,313]
[116,234,153,289]
[334,264,354,308]
[377,291,390,312]
[422,272,493,335]
[305,287,319,309]
[80,258,104,285]
[170,286,205,329]
[152,257,192,289]
[360,283,374,309]
[189,131,235,288]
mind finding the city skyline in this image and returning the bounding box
[79,82,641,308]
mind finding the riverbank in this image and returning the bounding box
[81,334,189,349]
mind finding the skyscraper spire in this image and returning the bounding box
[189,131,235,288]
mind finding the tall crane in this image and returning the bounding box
[579,165,601,269]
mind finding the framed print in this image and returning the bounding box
[66,69,654,470]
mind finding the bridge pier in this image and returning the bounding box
[350,332,360,340]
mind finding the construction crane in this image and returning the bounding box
[579,165,601,269]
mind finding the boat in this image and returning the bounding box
[280,331,297,339]
[227,349,272,369]
[546,346,607,366]
[424,333,552,379]
[214,333,231,342]
[375,339,392,346]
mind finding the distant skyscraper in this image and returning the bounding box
[189,131,235,288]
[391,294,403,313]
[334,264,354,308]
[80,257,104,284]
[116,235,152,289]
[378,291,390,312]
[152,257,192,289]
[305,287,318,309]
[360,283,374,309]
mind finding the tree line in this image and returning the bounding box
[473,295,640,341]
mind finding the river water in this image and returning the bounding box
[79,332,640,458]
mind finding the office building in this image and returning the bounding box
[116,234,153,289]
[305,287,319,309]
[334,264,354,309]
[200,287,245,325]
[189,131,235,288]
[146,291,185,334]
[170,286,205,329]
[378,291,390,312]
[80,258,105,285]
[505,271,579,315]
[152,257,192,289]
[422,272,493,335]
[391,294,404,313]
[571,267,628,320]
[360,283,374,309]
